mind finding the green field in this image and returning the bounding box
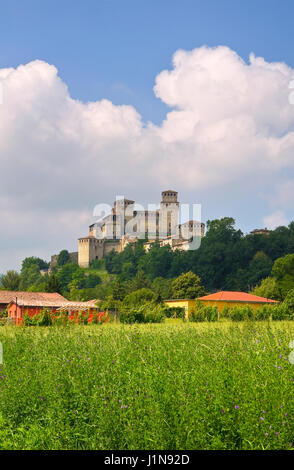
[0,321,293,450]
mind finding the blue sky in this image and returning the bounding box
[1,0,294,124]
[1,0,294,271]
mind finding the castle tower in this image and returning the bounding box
[78,236,104,268]
[159,190,180,237]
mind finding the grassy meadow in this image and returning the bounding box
[0,321,294,450]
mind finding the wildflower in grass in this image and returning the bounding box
[235,405,239,410]
[265,433,269,437]
[220,409,225,413]
[276,432,279,436]
[260,417,264,421]
[283,422,286,426]
[285,413,288,417]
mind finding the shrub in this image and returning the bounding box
[226,305,254,322]
[123,288,157,307]
[144,306,165,323]
[36,309,53,326]
[0,308,8,319]
[189,307,205,322]
[119,307,145,324]
[119,305,165,324]
[90,259,105,270]
[271,303,293,321]
[283,289,294,313]
[80,311,90,325]
[90,312,109,325]
[255,305,273,321]
[22,313,38,326]
[53,312,70,326]
[205,305,219,322]
[189,301,218,322]
[161,306,185,319]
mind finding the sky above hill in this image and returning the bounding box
[1,0,294,272]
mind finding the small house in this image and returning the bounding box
[4,291,99,324]
[164,291,278,319]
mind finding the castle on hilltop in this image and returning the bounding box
[77,190,205,268]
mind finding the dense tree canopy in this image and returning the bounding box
[2,217,294,304]
[171,271,205,299]
[0,270,20,290]
[57,250,70,267]
[105,218,294,293]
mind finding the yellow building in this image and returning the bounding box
[164,291,278,319]
[164,299,197,318]
[198,291,278,312]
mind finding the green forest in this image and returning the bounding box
[2,217,294,305]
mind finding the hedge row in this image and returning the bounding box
[22,310,109,326]
[189,301,294,322]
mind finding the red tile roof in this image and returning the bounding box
[198,291,278,303]
[8,299,99,309]
[0,291,67,305]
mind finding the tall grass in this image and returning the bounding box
[0,321,294,449]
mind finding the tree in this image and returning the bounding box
[21,257,49,270]
[171,271,205,299]
[102,217,294,294]
[123,288,157,307]
[248,251,273,287]
[57,250,70,267]
[283,288,294,313]
[44,274,62,293]
[251,277,280,300]
[205,217,242,243]
[152,277,173,300]
[111,278,127,301]
[19,264,43,291]
[226,251,273,292]
[120,262,136,281]
[131,270,151,291]
[271,254,294,300]
[0,270,20,290]
[84,273,101,288]
[138,243,173,279]
[56,263,81,292]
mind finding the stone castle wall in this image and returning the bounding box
[50,251,78,268]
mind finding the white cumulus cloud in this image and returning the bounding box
[1,45,294,271]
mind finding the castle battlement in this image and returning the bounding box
[78,190,205,267]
